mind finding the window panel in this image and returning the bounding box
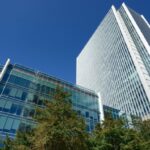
[21,92,27,101]
[9,88,17,97]
[3,87,10,95]
[10,104,18,114]
[27,93,34,102]
[4,118,13,130]
[4,101,12,109]
[85,112,89,118]
[12,119,20,130]
[0,85,4,94]
[9,75,16,83]
[0,100,6,110]
[0,116,7,130]
[15,89,23,98]
[16,105,23,115]
[33,95,39,104]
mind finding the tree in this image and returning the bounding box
[31,87,88,150]
[88,118,144,150]
[3,87,150,150]
[131,118,150,149]
[3,87,88,150]
[140,119,150,140]
[1,135,14,150]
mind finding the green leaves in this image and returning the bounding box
[2,88,150,150]
[30,88,88,150]
[2,87,88,150]
[88,118,150,150]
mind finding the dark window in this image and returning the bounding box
[2,73,10,82]
[9,75,30,88]
[38,99,43,105]
[10,104,18,114]
[21,92,27,101]
[85,112,89,118]
[0,85,4,94]
[9,76,16,83]
[29,109,35,117]
[90,116,93,120]
[3,87,10,95]
[16,106,23,115]
[33,95,38,104]
[0,100,5,111]
[23,108,28,117]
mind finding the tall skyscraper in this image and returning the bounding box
[77,3,150,120]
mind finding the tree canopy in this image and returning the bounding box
[2,88,88,150]
[1,88,150,150]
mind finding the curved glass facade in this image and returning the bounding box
[0,63,100,139]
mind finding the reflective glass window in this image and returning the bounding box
[27,93,34,103]
[0,116,7,131]
[0,85,4,94]
[0,100,6,111]
[11,119,20,133]
[33,95,38,104]
[4,118,13,131]
[3,87,10,95]
[3,101,12,112]
[15,89,23,98]
[10,104,18,114]
[9,88,17,97]
[16,105,23,115]
[21,92,27,101]
[85,112,89,118]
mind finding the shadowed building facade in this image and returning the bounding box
[0,59,100,140]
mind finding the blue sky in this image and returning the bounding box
[0,0,149,83]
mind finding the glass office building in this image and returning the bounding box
[0,59,100,140]
[103,105,120,120]
[103,105,133,127]
[77,3,150,120]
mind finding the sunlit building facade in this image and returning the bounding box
[77,3,150,120]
